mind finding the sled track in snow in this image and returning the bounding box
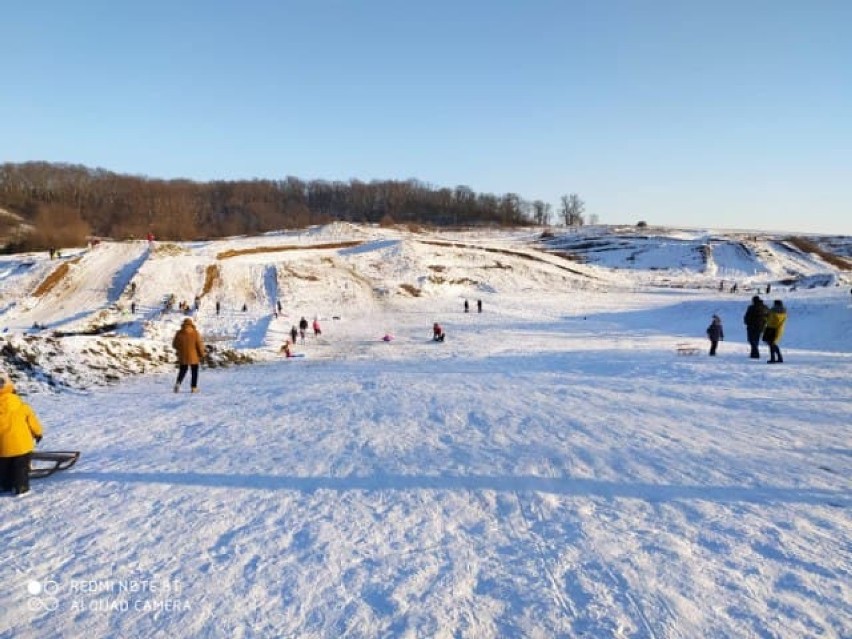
[511,491,578,624]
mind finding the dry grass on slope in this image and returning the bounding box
[280,265,320,282]
[33,257,83,297]
[418,239,593,278]
[202,264,221,296]
[216,241,363,260]
[786,237,851,271]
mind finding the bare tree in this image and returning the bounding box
[531,200,551,226]
[560,193,585,226]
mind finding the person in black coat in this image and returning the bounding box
[706,314,724,356]
[743,296,768,359]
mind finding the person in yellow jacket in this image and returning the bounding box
[762,300,787,364]
[172,317,206,393]
[0,374,44,496]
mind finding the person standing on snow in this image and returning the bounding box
[290,325,298,345]
[743,296,768,359]
[173,318,206,393]
[706,314,724,356]
[312,318,322,337]
[299,317,308,343]
[763,300,787,364]
[0,374,44,496]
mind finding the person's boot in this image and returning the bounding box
[174,383,180,393]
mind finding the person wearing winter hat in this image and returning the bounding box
[706,314,724,356]
[172,318,206,392]
[0,374,44,496]
[743,295,768,359]
[763,300,787,363]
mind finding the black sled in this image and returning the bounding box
[29,451,81,479]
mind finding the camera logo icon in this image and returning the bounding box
[26,580,60,612]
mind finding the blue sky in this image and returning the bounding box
[2,0,849,234]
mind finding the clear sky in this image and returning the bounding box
[2,0,849,234]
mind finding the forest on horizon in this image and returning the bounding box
[0,161,564,251]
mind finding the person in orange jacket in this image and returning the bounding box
[172,318,206,392]
[0,374,44,496]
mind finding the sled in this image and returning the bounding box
[29,451,81,479]
[676,343,700,356]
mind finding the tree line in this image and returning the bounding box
[0,162,585,250]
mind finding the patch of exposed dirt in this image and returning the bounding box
[217,241,363,260]
[202,264,221,296]
[280,265,320,281]
[417,240,593,278]
[33,256,83,297]
[153,243,188,256]
[428,275,479,286]
[786,237,851,271]
[482,261,512,270]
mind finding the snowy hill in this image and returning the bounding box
[1,224,850,638]
[1,223,849,392]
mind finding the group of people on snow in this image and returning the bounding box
[281,317,322,356]
[708,296,787,362]
[463,299,483,313]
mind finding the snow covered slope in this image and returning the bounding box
[0,224,846,393]
[0,224,850,638]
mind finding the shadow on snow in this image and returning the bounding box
[62,471,849,507]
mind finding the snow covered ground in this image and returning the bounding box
[1,224,850,638]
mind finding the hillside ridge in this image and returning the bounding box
[1,224,850,392]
